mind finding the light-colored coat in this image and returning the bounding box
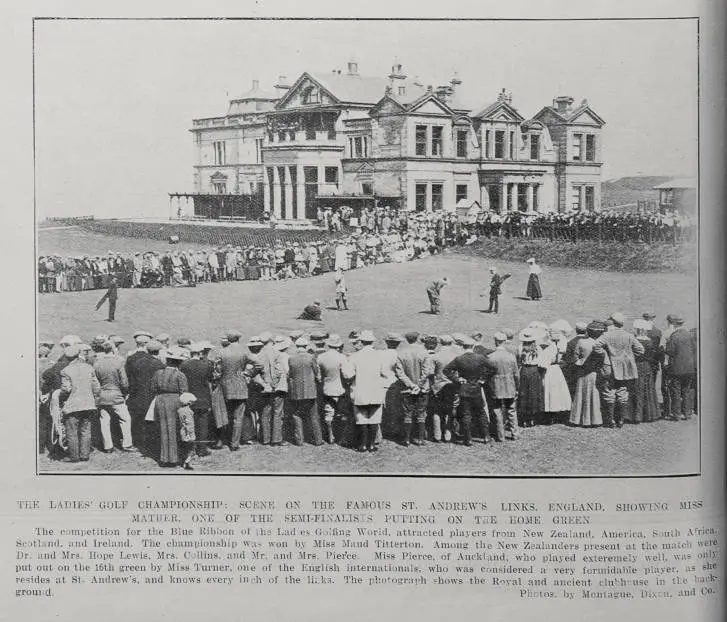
[487,347,519,399]
[345,346,388,406]
[593,328,644,381]
[93,354,129,406]
[61,359,101,413]
[317,349,352,397]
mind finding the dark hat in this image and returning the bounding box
[348,330,361,341]
[423,335,438,348]
[670,314,684,324]
[384,332,402,343]
[226,329,242,341]
[404,331,420,342]
[177,337,192,347]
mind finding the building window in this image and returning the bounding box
[305,118,316,140]
[431,184,444,211]
[213,141,226,165]
[661,189,674,205]
[431,126,443,157]
[456,130,468,158]
[572,133,582,161]
[304,87,320,104]
[213,181,226,195]
[585,186,595,211]
[195,133,201,145]
[278,130,287,142]
[571,185,581,210]
[456,184,468,203]
[533,184,539,211]
[415,183,427,211]
[494,130,505,159]
[324,167,338,186]
[352,136,364,158]
[415,125,427,156]
[361,183,373,195]
[484,130,491,158]
[398,86,406,96]
[509,131,515,160]
[530,134,540,160]
[255,138,263,164]
[585,135,596,162]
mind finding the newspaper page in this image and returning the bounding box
[1,0,724,620]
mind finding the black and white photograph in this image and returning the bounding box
[34,17,699,476]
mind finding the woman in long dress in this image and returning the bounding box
[569,322,603,427]
[526,258,543,300]
[630,319,659,423]
[540,329,572,424]
[151,347,189,467]
[517,329,544,428]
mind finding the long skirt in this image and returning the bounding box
[211,385,229,428]
[526,274,542,300]
[518,366,544,421]
[631,362,659,423]
[155,393,181,464]
[544,365,572,412]
[569,371,602,426]
[354,403,383,425]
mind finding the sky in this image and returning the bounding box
[34,18,698,220]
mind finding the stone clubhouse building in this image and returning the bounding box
[179,60,605,222]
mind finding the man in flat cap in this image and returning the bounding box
[317,335,353,444]
[125,336,165,454]
[395,331,433,446]
[444,336,495,446]
[219,330,262,450]
[59,345,100,462]
[665,315,697,421]
[486,332,519,441]
[94,340,136,453]
[425,276,448,315]
[592,312,644,428]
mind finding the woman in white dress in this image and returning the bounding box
[539,326,572,424]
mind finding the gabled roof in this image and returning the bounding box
[275,72,341,109]
[653,177,696,190]
[533,101,605,126]
[368,94,407,117]
[405,91,456,116]
[472,100,525,122]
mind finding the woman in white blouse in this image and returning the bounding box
[526,257,543,301]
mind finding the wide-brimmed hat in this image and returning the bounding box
[273,335,292,351]
[359,330,375,343]
[247,336,263,348]
[384,332,402,343]
[326,334,343,348]
[550,319,573,335]
[165,347,189,361]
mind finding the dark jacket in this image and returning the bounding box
[180,358,214,410]
[443,352,495,397]
[287,352,320,401]
[125,351,165,415]
[665,327,697,376]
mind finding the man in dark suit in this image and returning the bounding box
[665,315,697,420]
[395,331,433,446]
[287,337,323,446]
[95,275,118,322]
[125,333,164,455]
[219,330,261,450]
[180,342,214,456]
[487,333,520,441]
[485,267,510,314]
[443,337,496,446]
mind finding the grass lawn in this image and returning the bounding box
[37,228,700,476]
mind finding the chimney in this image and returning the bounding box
[553,95,574,113]
[497,88,509,103]
[449,71,462,94]
[413,75,423,87]
[435,85,453,103]
[389,60,407,81]
[251,79,260,90]
[274,75,290,97]
[347,59,359,76]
